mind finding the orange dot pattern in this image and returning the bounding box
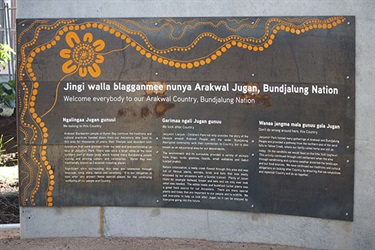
[18,20,72,206]
[103,17,345,69]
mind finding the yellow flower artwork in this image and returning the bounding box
[60,31,105,78]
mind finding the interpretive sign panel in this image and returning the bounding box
[17,17,355,220]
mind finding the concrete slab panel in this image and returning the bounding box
[104,207,354,249]
[15,1,375,249]
[20,207,101,238]
[104,207,212,239]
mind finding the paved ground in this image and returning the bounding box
[0,227,309,250]
[0,165,19,224]
[0,165,18,181]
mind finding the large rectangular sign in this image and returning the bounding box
[17,17,355,220]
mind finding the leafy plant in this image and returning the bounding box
[0,134,13,154]
[0,43,15,69]
[0,80,16,113]
[0,135,17,166]
[0,43,16,115]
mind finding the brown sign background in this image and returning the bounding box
[17,17,354,221]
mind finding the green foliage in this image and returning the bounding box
[0,43,16,115]
[1,135,9,154]
[0,80,16,113]
[0,134,17,166]
[0,134,13,154]
[0,43,15,69]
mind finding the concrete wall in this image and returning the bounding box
[17,1,375,249]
